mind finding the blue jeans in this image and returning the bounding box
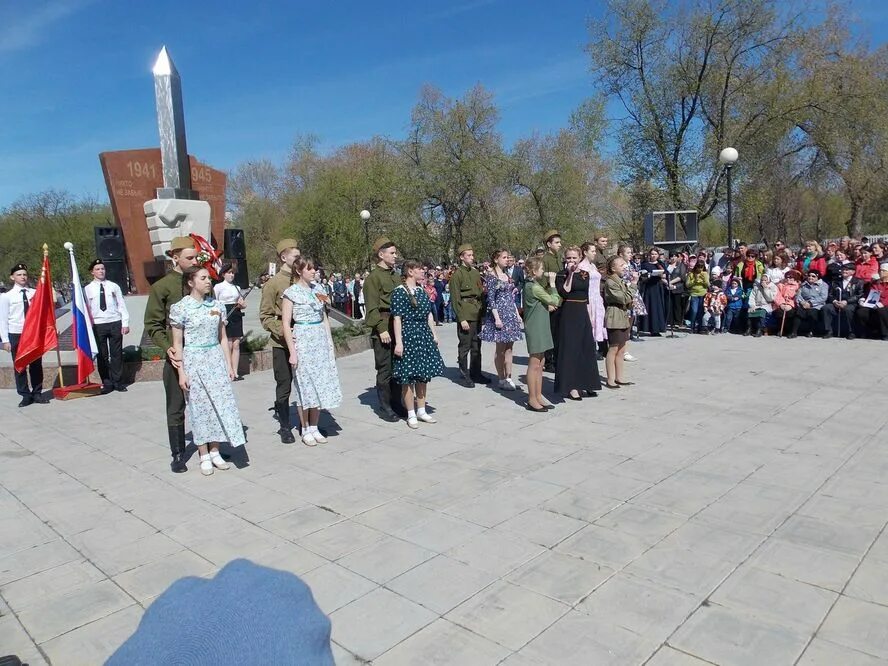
[688,296,705,332]
[724,308,740,332]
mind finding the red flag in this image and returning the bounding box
[14,253,58,372]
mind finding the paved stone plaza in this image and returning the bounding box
[1,330,887,665]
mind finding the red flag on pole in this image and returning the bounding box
[14,248,58,372]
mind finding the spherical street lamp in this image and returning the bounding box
[719,147,739,166]
[719,147,739,249]
[359,209,371,221]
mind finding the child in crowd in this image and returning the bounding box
[442,285,452,323]
[709,266,725,290]
[724,276,745,333]
[703,282,727,333]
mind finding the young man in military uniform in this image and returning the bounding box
[143,237,197,473]
[363,237,406,421]
[0,263,49,407]
[449,244,490,388]
[541,230,562,372]
[259,238,300,443]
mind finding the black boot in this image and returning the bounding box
[470,356,491,384]
[275,400,296,443]
[168,425,187,473]
[375,383,400,422]
[743,320,751,336]
[458,359,475,388]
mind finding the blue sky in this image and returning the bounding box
[1,0,886,208]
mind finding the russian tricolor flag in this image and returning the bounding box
[66,244,99,385]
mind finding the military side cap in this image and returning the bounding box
[544,229,561,242]
[276,238,298,255]
[9,262,27,276]
[165,236,196,257]
[457,244,473,255]
[372,237,394,254]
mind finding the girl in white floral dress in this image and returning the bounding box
[170,266,245,476]
[281,256,343,446]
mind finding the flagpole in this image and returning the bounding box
[41,244,65,389]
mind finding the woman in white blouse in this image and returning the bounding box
[213,263,246,380]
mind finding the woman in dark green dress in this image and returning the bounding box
[521,257,561,412]
[392,260,445,429]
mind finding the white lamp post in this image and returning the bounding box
[719,148,739,249]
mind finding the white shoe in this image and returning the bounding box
[407,417,420,430]
[417,412,437,424]
[623,353,637,362]
[209,451,229,470]
[302,432,317,447]
[199,454,214,476]
[311,429,328,444]
[502,378,517,391]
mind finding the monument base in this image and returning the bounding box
[145,198,212,259]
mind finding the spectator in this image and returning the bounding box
[855,246,880,282]
[703,281,727,333]
[825,249,849,283]
[638,247,668,336]
[724,276,745,333]
[746,273,776,337]
[734,248,764,292]
[666,251,688,328]
[823,261,863,339]
[352,273,364,319]
[795,241,827,277]
[592,235,609,273]
[685,262,709,333]
[766,253,789,284]
[332,274,348,313]
[788,269,828,338]
[872,241,888,267]
[773,269,802,335]
[433,269,446,324]
[854,263,888,340]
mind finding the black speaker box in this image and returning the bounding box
[224,228,246,260]
[94,226,125,262]
[93,227,129,291]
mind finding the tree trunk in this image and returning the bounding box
[847,198,864,239]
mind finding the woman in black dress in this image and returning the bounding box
[639,248,668,336]
[555,246,602,400]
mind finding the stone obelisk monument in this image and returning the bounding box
[144,46,211,258]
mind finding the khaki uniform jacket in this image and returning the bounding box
[363,265,401,336]
[143,271,185,352]
[259,266,293,349]
[604,275,637,330]
[449,264,484,323]
[540,251,561,286]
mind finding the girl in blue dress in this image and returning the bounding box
[170,266,245,476]
[392,260,444,429]
[281,256,343,447]
[479,249,523,390]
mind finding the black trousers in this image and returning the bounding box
[163,359,186,427]
[94,321,123,386]
[457,320,482,375]
[668,292,687,327]
[272,347,293,404]
[791,307,823,335]
[8,333,42,397]
[856,306,888,338]
[823,303,857,334]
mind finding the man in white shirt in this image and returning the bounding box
[0,263,48,407]
[84,259,130,394]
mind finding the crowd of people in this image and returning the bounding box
[2,230,886,478]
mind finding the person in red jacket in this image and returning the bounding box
[854,246,880,282]
[795,240,827,278]
[855,264,888,340]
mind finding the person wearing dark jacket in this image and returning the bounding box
[823,262,864,339]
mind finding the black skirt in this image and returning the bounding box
[224,304,244,339]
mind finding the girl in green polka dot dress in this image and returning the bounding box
[392,260,445,429]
